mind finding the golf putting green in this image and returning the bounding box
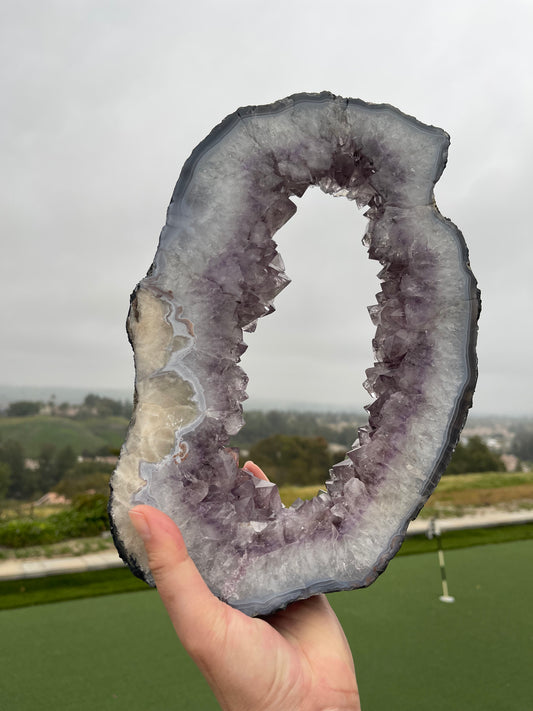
[1,540,531,711]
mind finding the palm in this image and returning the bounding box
[201,592,359,711]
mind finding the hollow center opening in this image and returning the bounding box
[235,187,378,498]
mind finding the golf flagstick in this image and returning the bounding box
[427,518,455,603]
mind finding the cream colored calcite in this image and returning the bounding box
[128,287,173,380]
[110,286,200,572]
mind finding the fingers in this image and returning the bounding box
[243,460,269,481]
[128,505,226,654]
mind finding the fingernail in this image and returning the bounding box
[129,509,152,541]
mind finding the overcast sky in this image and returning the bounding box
[1,0,532,415]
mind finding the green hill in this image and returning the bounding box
[0,415,128,458]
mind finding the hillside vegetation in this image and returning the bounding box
[0,395,529,510]
[421,471,533,517]
[0,415,128,458]
[277,471,533,511]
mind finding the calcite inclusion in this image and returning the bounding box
[109,93,480,616]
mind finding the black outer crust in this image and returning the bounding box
[109,92,480,602]
[109,282,157,586]
[108,495,152,586]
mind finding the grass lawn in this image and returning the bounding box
[421,471,533,515]
[0,540,531,710]
[0,567,148,610]
[278,472,533,512]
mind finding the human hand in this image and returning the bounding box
[129,461,360,711]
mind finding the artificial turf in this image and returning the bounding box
[0,566,148,610]
[0,540,531,711]
[1,522,532,611]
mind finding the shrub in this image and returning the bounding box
[72,493,109,527]
[0,494,110,548]
[0,519,59,547]
[54,471,110,498]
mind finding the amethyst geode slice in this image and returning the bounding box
[109,92,480,616]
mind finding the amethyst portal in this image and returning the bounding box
[109,92,480,616]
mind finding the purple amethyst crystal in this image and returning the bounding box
[109,92,480,616]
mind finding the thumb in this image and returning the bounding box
[128,504,226,653]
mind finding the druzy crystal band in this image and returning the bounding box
[110,92,480,616]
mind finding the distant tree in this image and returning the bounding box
[54,459,115,498]
[55,445,77,480]
[0,462,10,500]
[0,439,39,499]
[264,410,288,435]
[57,402,71,415]
[54,471,110,498]
[6,400,42,417]
[78,393,132,419]
[446,436,505,475]
[0,439,24,477]
[94,444,117,457]
[38,443,59,491]
[231,410,363,450]
[248,435,333,486]
[511,428,533,462]
[64,459,115,477]
[334,425,358,449]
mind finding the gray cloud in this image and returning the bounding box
[1,0,532,414]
